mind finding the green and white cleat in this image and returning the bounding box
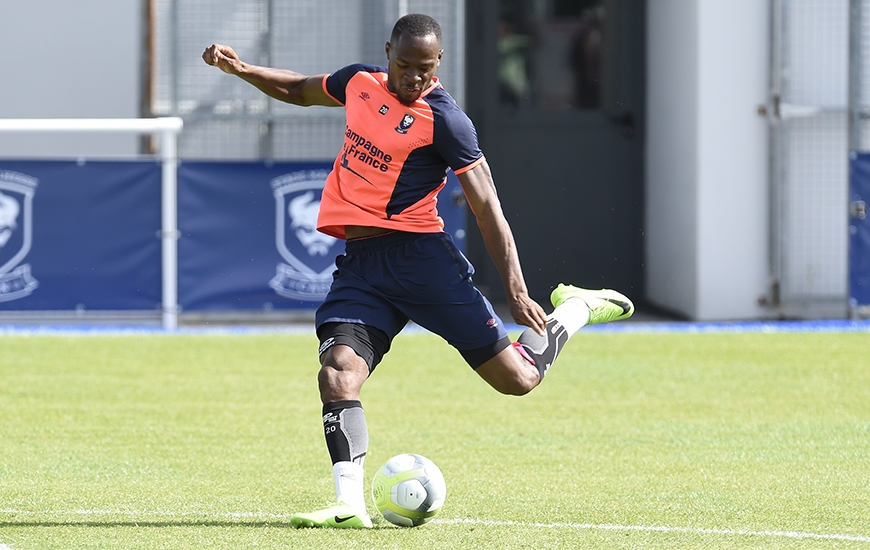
[289,502,373,529]
[551,283,634,325]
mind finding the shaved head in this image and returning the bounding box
[390,13,442,46]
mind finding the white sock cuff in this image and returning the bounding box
[333,461,367,512]
[550,297,590,335]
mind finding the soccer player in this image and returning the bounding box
[202,13,633,528]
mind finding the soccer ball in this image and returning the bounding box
[371,453,446,527]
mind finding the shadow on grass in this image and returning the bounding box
[0,520,397,530]
[1,520,289,528]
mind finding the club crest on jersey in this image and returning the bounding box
[395,113,415,134]
[0,170,39,302]
[269,170,341,301]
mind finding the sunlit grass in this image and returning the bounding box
[1,330,868,549]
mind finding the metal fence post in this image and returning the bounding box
[161,126,180,330]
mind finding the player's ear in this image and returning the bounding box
[385,41,391,61]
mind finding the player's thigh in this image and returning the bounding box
[316,260,409,346]
[316,321,393,374]
[393,234,508,352]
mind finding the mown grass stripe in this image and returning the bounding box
[2,510,869,543]
[435,518,870,543]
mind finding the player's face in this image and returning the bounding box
[385,32,442,105]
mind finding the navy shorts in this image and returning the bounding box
[315,231,510,370]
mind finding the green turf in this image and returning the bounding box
[1,330,869,549]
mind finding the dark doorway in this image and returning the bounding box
[464,0,645,308]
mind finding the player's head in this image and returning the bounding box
[390,13,443,45]
[386,14,443,105]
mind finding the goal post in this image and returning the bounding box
[0,117,184,330]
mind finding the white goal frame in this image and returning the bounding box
[0,118,184,330]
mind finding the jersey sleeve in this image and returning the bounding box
[324,63,385,106]
[432,99,485,174]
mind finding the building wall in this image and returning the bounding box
[645,0,700,317]
[646,0,771,320]
[696,1,770,320]
[0,0,141,157]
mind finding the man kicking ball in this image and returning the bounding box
[202,12,633,528]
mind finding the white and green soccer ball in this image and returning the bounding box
[371,453,446,527]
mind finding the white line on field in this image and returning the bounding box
[1,510,869,543]
[434,518,870,543]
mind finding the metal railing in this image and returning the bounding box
[0,117,184,329]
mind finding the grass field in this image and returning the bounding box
[1,327,869,549]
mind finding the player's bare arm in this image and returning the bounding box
[458,160,547,335]
[202,43,336,107]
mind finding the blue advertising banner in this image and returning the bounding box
[177,161,339,311]
[177,161,468,312]
[0,161,162,311]
[0,159,469,316]
[850,152,870,308]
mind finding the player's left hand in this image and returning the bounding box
[509,294,548,336]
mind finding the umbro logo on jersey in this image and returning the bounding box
[359,91,370,100]
[395,113,415,134]
[379,105,389,115]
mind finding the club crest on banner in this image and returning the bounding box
[0,170,39,302]
[269,170,340,301]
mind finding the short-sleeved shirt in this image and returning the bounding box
[317,64,485,239]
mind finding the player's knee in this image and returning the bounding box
[492,372,538,396]
[507,379,537,396]
[320,343,357,368]
[476,351,540,396]
[317,364,365,402]
[317,345,369,402]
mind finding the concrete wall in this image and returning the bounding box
[0,0,142,157]
[646,0,771,320]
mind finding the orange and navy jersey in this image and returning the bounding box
[316,63,485,239]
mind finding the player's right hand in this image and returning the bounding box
[509,293,548,336]
[202,43,241,75]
